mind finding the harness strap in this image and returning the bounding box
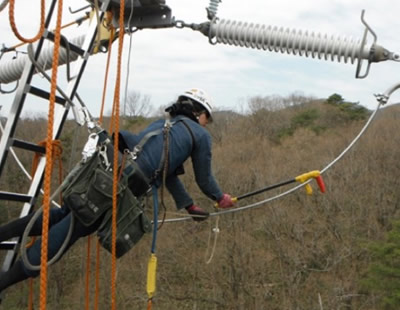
[180,119,196,152]
[131,128,163,160]
[145,117,195,183]
[120,116,196,187]
[153,119,172,180]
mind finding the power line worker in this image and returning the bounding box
[0,88,235,298]
[132,88,234,219]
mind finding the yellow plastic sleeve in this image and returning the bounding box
[146,254,158,298]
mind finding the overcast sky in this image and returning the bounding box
[1,0,400,118]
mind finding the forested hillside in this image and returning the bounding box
[1,94,400,309]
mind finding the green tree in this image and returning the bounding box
[362,221,400,309]
[325,93,370,120]
[326,93,345,105]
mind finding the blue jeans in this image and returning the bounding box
[23,206,101,277]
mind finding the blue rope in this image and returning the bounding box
[151,187,158,253]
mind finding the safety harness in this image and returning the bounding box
[20,116,195,289]
[121,115,195,186]
[61,116,195,257]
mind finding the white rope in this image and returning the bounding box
[204,216,220,264]
[123,0,135,116]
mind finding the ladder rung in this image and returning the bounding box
[0,191,33,203]
[28,86,66,105]
[46,31,86,57]
[0,241,18,250]
[11,139,46,153]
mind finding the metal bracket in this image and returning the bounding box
[120,5,174,30]
[82,133,99,161]
[356,10,400,78]
[69,4,92,14]
[90,0,174,30]
[355,10,376,79]
[374,81,400,106]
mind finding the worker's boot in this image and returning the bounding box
[0,260,29,296]
[186,205,209,221]
[0,212,38,243]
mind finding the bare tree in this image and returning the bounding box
[123,91,153,118]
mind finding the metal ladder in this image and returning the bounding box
[0,0,109,275]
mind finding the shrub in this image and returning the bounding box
[362,221,400,309]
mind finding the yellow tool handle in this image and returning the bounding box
[295,170,326,195]
[305,184,313,195]
[295,170,320,183]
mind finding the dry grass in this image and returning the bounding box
[2,98,400,309]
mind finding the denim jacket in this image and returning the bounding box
[119,116,223,209]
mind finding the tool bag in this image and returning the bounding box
[62,147,152,257]
[62,151,121,226]
[97,187,152,258]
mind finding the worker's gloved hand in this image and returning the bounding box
[217,193,235,209]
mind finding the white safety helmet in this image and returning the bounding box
[179,88,213,118]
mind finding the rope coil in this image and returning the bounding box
[9,0,45,43]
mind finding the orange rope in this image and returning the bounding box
[59,17,89,30]
[32,140,63,201]
[109,102,116,133]
[99,11,115,125]
[100,26,115,126]
[8,15,90,51]
[31,141,46,177]
[39,0,63,308]
[31,140,62,174]
[92,11,115,310]
[94,240,101,310]
[8,0,45,43]
[110,0,125,308]
[28,139,62,309]
[85,235,91,310]
[28,278,34,310]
